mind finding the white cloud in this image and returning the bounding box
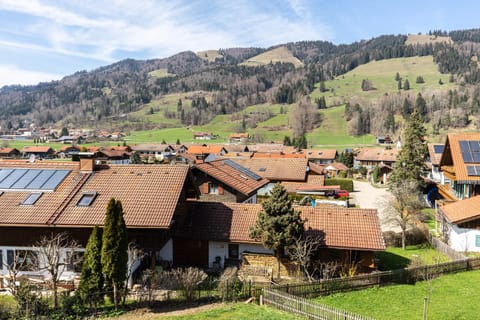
[0,65,62,87]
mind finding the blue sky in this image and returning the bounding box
[0,0,478,87]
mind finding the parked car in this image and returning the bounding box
[334,190,349,198]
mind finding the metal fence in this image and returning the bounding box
[263,287,373,320]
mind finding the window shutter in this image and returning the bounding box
[218,185,224,195]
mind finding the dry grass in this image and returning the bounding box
[196,50,223,62]
[405,34,452,45]
[148,68,176,78]
[240,46,303,68]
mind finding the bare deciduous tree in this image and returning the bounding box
[288,235,322,282]
[34,232,79,309]
[388,180,423,250]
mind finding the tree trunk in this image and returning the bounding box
[276,255,281,279]
[401,228,406,250]
[113,282,118,310]
[53,280,58,309]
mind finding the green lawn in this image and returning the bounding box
[314,270,480,320]
[376,245,449,271]
[160,303,300,320]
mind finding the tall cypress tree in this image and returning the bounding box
[389,109,427,188]
[101,198,128,310]
[78,226,104,310]
[249,183,304,278]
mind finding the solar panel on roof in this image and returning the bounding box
[10,169,42,189]
[0,169,70,191]
[41,170,70,190]
[433,145,444,154]
[26,170,55,189]
[0,169,14,183]
[460,140,480,163]
[467,165,480,176]
[223,159,262,181]
[0,169,27,189]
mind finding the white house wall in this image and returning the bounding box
[449,224,480,252]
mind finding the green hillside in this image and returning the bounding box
[310,55,456,106]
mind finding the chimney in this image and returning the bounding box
[78,152,96,172]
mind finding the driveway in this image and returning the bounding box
[352,180,400,233]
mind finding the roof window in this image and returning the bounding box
[22,192,42,205]
[77,192,97,206]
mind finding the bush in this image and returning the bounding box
[13,279,49,318]
[217,267,244,301]
[157,267,208,302]
[325,178,354,192]
[382,228,427,247]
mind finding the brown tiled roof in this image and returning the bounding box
[427,143,444,166]
[221,144,249,153]
[0,162,81,225]
[440,133,480,183]
[56,165,191,228]
[308,162,326,174]
[281,175,325,193]
[326,162,349,171]
[0,148,20,155]
[230,133,249,139]
[305,149,338,160]
[194,160,269,196]
[187,145,226,155]
[231,158,308,181]
[22,146,54,153]
[131,144,173,152]
[355,148,399,162]
[245,144,289,153]
[0,162,193,229]
[181,202,385,251]
[252,152,305,159]
[440,195,480,224]
[59,145,81,152]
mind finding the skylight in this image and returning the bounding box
[77,192,97,206]
[22,192,42,205]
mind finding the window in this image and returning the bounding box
[7,249,38,271]
[77,192,97,206]
[476,235,480,247]
[208,182,219,194]
[65,251,84,272]
[22,192,42,205]
[228,244,239,259]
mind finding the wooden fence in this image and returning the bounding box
[428,234,467,261]
[267,257,480,299]
[263,287,373,320]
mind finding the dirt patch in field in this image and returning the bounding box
[117,301,224,319]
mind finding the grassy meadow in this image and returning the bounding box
[315,270,480,320]
[310,56,456,106]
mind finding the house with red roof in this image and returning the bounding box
[21,146,55,159]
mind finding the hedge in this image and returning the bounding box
[325,178,354,192]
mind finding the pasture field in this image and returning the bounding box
[148,68,176,78]
[315,270,480,320]
[240,46,304,68]
[310,56,456,106]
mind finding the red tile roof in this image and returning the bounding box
[427,143,444,166]
[187,145,226,155]
[440,195,480,224]
[355,148,399,162]
[194,160,269,196]
[304,149,338,160]
[0,162,193,229]
[22,146,54,153]
[281,175,325,193]
[181,202,385,251]
[252,152,305,159]
[231,158,308,181]
[440,133,480,183]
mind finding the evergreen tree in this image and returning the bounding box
[249,183,304,278]
[449,74,454,83]
[319,81,327,92]
[397,79,402,90]
[389,109,427,188]
[395,72,401,81]
[401,98,412,119]
[101,198,128,310]
[130,151,142,164]
[403,79,410,90]
[60,127,69,137]
[315,96,326,109]
[176,138,181,145]
[79,226,104,310]
[294,133,307,149]
[283,135,292,146]
[161,139,167,144]
[415,93,427,120]
[415,76,425,84]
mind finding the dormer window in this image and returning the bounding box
[77,192,97,206]
[22,192,42,205]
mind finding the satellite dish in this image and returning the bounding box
[29,154,36,163]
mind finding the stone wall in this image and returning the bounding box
[242,253,299,279]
